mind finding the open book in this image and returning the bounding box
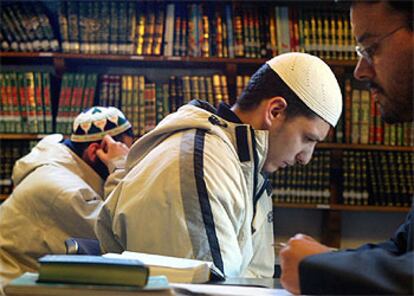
[104,251,225,284]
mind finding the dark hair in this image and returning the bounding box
[338,1,413,30]
[69,127,134,158]
[236,64,318,120]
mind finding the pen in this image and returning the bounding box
[277,242,287,248]
[273,242,339,252]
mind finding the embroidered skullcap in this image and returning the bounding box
[266,52,342,126]
[71,106,131,142]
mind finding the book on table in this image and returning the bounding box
[37,254,149,287]
[103,251,225,284]
[4,272,173,296]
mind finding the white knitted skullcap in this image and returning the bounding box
[71,106,131,142]
[266,52,342,126]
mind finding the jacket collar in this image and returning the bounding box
[204,101,268,174]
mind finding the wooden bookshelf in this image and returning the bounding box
[0,52,358,68]
[274,202,411,213]
[317,142,414,152]
[0,134,49,140]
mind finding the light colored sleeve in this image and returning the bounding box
[103,155,128,200]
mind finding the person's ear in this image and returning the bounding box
[263,96,287,128]
[84,143,100,163]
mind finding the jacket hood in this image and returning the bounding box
[12,134,103,192]
[126,100,269,172]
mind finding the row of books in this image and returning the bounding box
[236,74,414,146]
[0,2,59,52]
[164,3,353,59]
[342,151,414,208]
[1,1,356,60]
[272,150,413,208]
[0,72,53,134]
[2,70,414,148]
[99,75,159,138]
[0,140,37,196]
[272,151,331,205]
[57,72,229,137]
[2,69,414,148]
[56,73,98,134]
[236,75,251,99]
[335,78,414,146]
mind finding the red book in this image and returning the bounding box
[375,102,384,145]
[344,78,352,143]
[368,91,376,144]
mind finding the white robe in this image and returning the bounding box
[96,101,275,279]
[0,134,122,293]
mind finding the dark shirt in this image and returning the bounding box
[300,208,414,294]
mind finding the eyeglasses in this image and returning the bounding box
[355,26,405,65]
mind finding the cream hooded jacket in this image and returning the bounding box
[96,101,275,278]
[0,134,121,293]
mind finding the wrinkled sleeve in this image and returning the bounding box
[103,155,128,200]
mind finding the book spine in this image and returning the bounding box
[359,89,370,144]
[153,3,164,56]
[199,4,209,58]
[136,4,146,56]
[164,3,175,57]
[138,76,146,136]
[182,76,191,104]
[67,1,80,53]
[41,73,53,133]
[233,3,244,57]
[225,4,234,58]
[144,82,156,133]
[78,2,89,54]
[25,72,38,133]
[350,88,361,144]
[109,2,119,54]
[99,2,110,54]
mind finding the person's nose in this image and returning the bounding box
[296,147,314,166]
[354,57,376,81]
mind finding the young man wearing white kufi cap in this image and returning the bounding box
[0,106,134,293]
[96,52,343,278]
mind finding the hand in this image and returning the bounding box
[279,234,332,295]
[96,135,130,167]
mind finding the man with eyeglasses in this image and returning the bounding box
[279,1,413,295]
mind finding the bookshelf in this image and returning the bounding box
[275,202,411,213]
[0,1,412,249]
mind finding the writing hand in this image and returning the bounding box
[279,233,332,295]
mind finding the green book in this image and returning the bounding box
[37,255,149,287]
[5,272,173,296]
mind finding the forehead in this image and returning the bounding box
[351,2,406,42]
[286,115,330,138]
